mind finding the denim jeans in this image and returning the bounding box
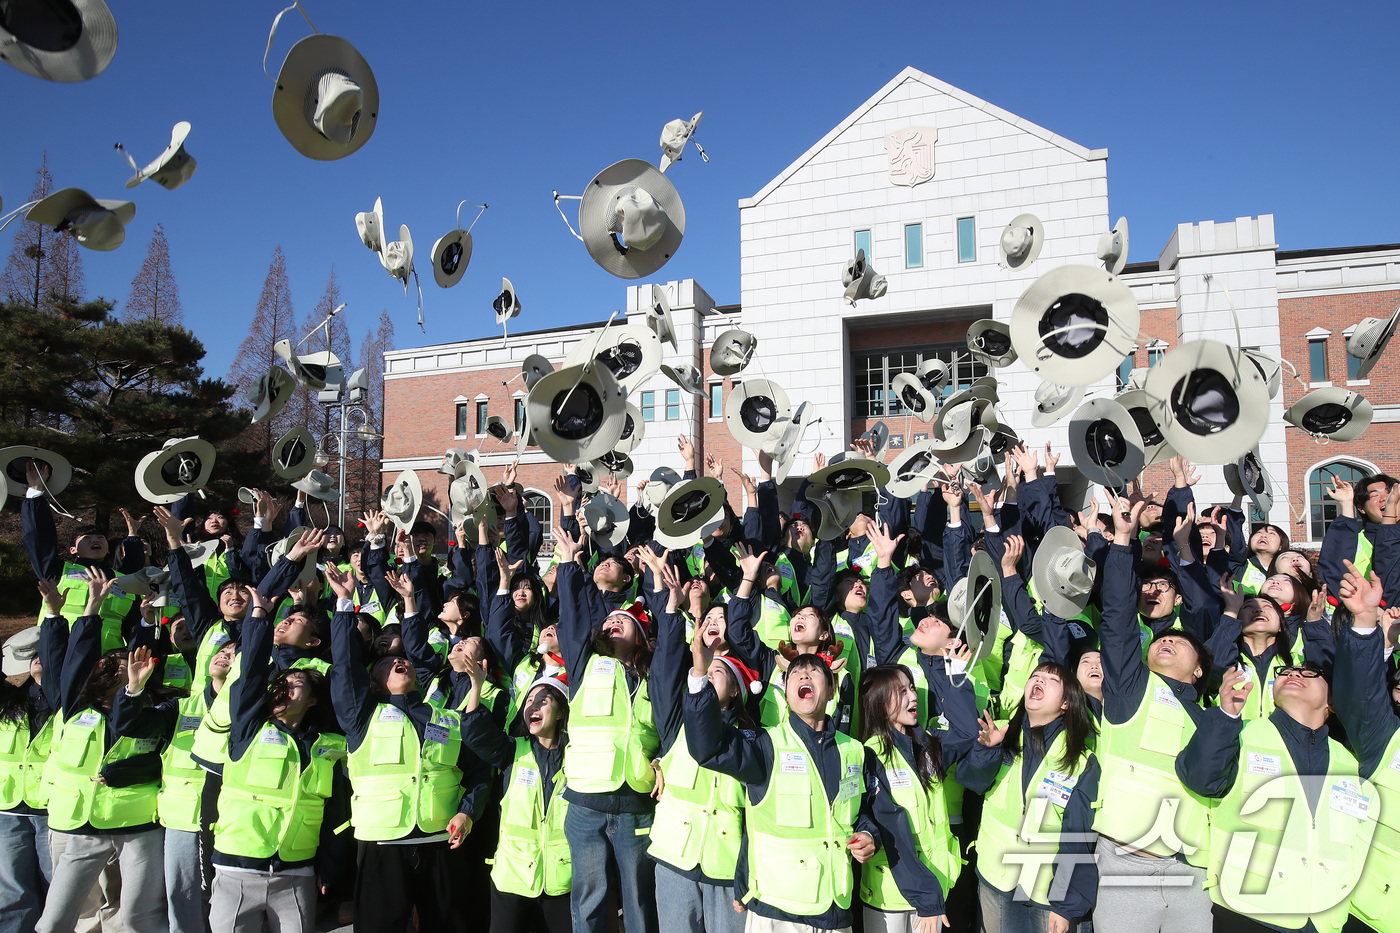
[977,878,1080,933]
[165,828,205,933]
[654,861,745,933]
[39,829,167,933]
[564,804,658,933]
[0,811,52,933]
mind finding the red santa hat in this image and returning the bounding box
[528,674,570,704]
[715,654,764,695]
[606,599,652,636]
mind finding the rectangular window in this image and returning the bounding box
[852,344,989,418]
[514,398,525,431]
[956,217,976,263]
[475,401,488,435]
[709,383,723,419]
[904,223,923,268]
[1116,354,1135,389]
[854,229,872,259]
[1308,339,1328,382]
[455,403,469,437]
[640,391,655,422]
[666,389,680,421]
[1147,345,1167,368]
[1347,343,1363,380]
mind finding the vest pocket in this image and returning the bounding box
[1140,710,1184,754]
[353,791,410,830]
[774,790,812,828]
[566,746,618,784]
[492,835,542,896]
[245,755,289,790]
[581,680,616,718]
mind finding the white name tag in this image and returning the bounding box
[889,767,914,789]
[1153,685,1182,709]
[260,727,287,746]
[132,737,159,754]
[429,629,448,646]
[838,776,861,801]
[75,710,100,728]
[1330,780,1372,819]
[1389,748,1400,774]
[178,714,203,734]
[779,563,795,579]
[377,707,406,723]
[428,689,444,705]
[166,663,189,681]
[211,633,231,648]
[780,751,809,774]
[314,745,345,760]
[1037,771,1078,807]
[834,620,854,638]
[1247,752,1282,776]
[424,723,450,745]
[591,657,617,678]
[516,767,540,787]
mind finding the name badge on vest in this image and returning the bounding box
[780,751,809,774]
[166,663,189,681]
[516,767,540,787]
[378,706,406,723]
[834,620,854,639]
[1330,780,1372,819]
[428,689,445,706]
[424,723,450,745]
[211,632,231,648]
[838,775,861,801]
[1037,771,1078,808]
[133,738,159,754]
[109,584,127,600]
[591,657,617,678]
[1247,752,1282,776]
[1389,748,1400,774]
[66,568,88,580]
[779,562,795,580]
[178,714,203,734]
[1153,685,1182,709]
[75,710,100,728]
[315,745,345,760]
[260,727,287,746]
[1067,622,1088,640]
[889,767,914,789]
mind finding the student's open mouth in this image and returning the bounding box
[797,684,814,700]
[1029,683,1045,700]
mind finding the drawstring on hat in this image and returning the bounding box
[455,199,488,235]
[263,1,319,80]
[552,191,585,243]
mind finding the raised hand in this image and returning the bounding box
[1002,453,1020,493]
[1010,443,1038,480]
[1043,442,1061,473]
[1305,587,1327,624]
[869,523,903,566]
[1339,560,1384,622]
[851,437,876,460]
[704,452,724,480]
[1217,666,1254,717]
[37,579,64,617]
[324,563,356,601]
[756,448,774,480]
[127,646,159,693]
[362,510,389,538]
[677,435,696,471]
[1112,498,1145,545]
[1000,535,1025,578]
[730,466,757,502]
[813,451,827,472]
[385,570,415,601]
[658,561,685,605]
[1172,502,1197,552]
[977,709,1008,747]
[82,568,113,616]
[1218,573,1245,616]
[120,508,141,538]
[258,489,282,526]
[244,585,272,616]
[737,541,769,580]
[552,524,583,562]
[152,506,189,548]
[288,528,326,561]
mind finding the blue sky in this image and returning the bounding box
[2,0,1395,381]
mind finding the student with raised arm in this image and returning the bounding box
[36,569,166,933]
[683,641,881,931]
[857,657,981,933]
[1092,500,1218,933]
[551,525,661,933]
[1318,473,1398,595]
[958,663,1100,933]
[643,545,753,933]
[325,563,489,933]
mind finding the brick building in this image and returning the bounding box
[382,67,1400,552]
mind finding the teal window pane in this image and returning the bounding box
[666,389,680,420]
[905,224,923,268]
[855,230,872,259]
[1308,340,1328,381]
[957,217,976,263]
[641,391,655,421]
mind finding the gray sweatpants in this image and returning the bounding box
[38,830,165,933]
[1091,837,1211,933]
[209,866,316,933]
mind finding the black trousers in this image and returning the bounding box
[488,880,571,933]
[354,840,474,933]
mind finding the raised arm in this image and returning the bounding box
[1100,502,1150,724]
[1332,565,1400,776]
[866,524,906,665]
[157,506,219,643]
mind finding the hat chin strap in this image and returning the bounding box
[263,1,320,80]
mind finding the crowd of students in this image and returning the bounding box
[1,441,1397,933]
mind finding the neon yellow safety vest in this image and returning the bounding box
[190,654,329,767]
[347,704,465,840]
[1207,719,1378,933]
[37,563,137,653]
[1350,727,1400,932]
[837,542,880,581]
[190,623,236,693]
[755,596,791,649]
[42,708,159,831]
[977,729,1089,906]
[648,725,746,879]
[972,620,1014,696]
[1239,561,1267,596]
[776,553,805,606]
[214,726,345,862]
[565,655,659,794]
[1092,673,1215,867]
[743,719,865,916]
[157,692,209,833]
[503,657,540,726]
[859,736,961,911]
[1355,534,1375,583]
[1236,653,1288,723]
[162,653,194,693]
[202,549,230,602]
[492,737,571,897]
[0,713,54,811]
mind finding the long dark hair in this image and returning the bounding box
[591,626,654,680]
[1002,662,1096,776]
[1239,594,1294,666]
[260,668,339,734]
[506,570,551,639]
[0,679,30,724]
[859,664,945,789]
[508,681,571,747]
[78,649,130,713]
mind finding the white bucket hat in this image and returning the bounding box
[271,29,379,161]
[1347,307,1400,380]
[1112,388,1176,466]
[1030,381,1085,428]
[1010,265,1139,387]
[494,277,522,327]
[0,446,72,498]
[1284,386,1373,442]
[356,197,385,256]
[966,319,1017,368]
[274,339,340,392]
[2,627,41,676]
[916,359,951,396]
[576,160,685,279]
[565,324,661,397]
[1054,465,1095,514]
[654,478,726,550]
[292,469,338,501]
[524,364,627,464]
[862,422,891,461]
[711,329,757,377]
[271,426,317,480]
[27,188,134,251]
[429,199,486,289]
[808,452,890,493]
[249,365,296,425]
[659,110,704,172]
[726,379,790,449]
[949,551,1001,668]
[1067,398,1146,489]
[1223,447,1275,515]
[119,122,196,190]
[484,415,513,444]
[661,363,708,400]
[1241,348,1283,400]
[381,225,414,293]
[136,437,216,504]
[0,0,117,83]
[1032,526,1097,619]
[998,213,1044,270]
[1141,340,1271,464]
[381,469,423,532]
[438,448,473,478]
[769,401,812,485]
[640,466,683,516]
[886,439,943,498]
[889,373,939,424]
[582,493,631,548]
[841,249,887,306]
[1097,217,1129,275]
[647,283,678,350]
[588,450,635,481]
[522,354,553,390]
[615,403,646,454]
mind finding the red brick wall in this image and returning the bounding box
[1278,289,1400,544]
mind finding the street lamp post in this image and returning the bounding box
[315,369,379,529]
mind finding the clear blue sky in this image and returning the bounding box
[2,0,1395,381]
